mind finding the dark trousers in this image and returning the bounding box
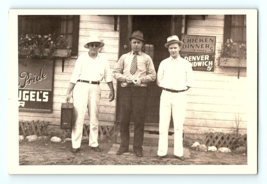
[119,86,147,152]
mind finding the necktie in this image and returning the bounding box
[130,52,138,75]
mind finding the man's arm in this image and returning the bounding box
[113,54,128,82]
[157,61,164,87]
[66,56,82,102]
[140,55,156,83]
[186,62,194,90]
[66,82,75,102]
[107,82,115,102]
[103,59,115,102]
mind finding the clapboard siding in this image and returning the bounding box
[79,31,119,39]
[80,15,115,23]
[187,20,224,27]
[54,57,117,68]
[186,103,246,114]
[187,27,224,35]
[183,125,246,135]
[180,15,247,133]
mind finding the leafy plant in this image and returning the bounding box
[232,113,247,151]
[18,33,69,59]
[221,39,246,59]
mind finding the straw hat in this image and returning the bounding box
[84,35,104,49]
[164,35,183,48]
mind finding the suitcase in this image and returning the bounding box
[60,103,74,129]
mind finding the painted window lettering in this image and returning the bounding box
[18,90,49,102]
[18,68,47,89]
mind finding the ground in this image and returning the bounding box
[19,136,247,165]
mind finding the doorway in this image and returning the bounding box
[132,15,171,124]
[116,15,176,126]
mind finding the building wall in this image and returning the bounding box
[19,15,120,131]
[182,15,247,135]
[19,15,247,137]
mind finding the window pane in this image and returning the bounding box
[61,20,66,33]
[67,34,73,48]
[19,16,61,35]
[231,15,244,26]
[67,20,73,33]
[67,15,73,19]
[61,15,67,19]
[231,27,243,42]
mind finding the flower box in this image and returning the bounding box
[18,48,71,58]
[18,34,71,59]
[53,49,71,58]
[219,58,246,68]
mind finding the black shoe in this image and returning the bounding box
[90,146,102,152]
[72,148,80,153]
[134,151,143,157]
[174,156,185,161]
[156,155,166,159]
[116,149,129,155]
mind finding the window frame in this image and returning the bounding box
[18,15,80,57]
[223,15,246,44]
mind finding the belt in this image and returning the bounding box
[77,80,100,85]
[162,88,186,93]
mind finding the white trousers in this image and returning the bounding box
[72,82,101,149]
[157,90,187,157]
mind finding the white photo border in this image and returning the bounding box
[8,9,257,174]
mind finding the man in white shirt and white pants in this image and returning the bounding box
[66,35,114,153]
[157,35,193,161]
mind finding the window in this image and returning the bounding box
[18,15,79,56]
[224,15,246,44]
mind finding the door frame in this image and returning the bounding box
[115,15,183,123]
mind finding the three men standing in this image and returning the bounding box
[113,31,156,157]
[66,33,192,160]
[157,35,194,161]
[66,35,114,153]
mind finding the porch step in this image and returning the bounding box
[129,123,174,134]
[117,124,175,147]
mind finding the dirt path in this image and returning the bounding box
[19,137,247,165]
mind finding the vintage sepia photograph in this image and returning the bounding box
[8,9,257,174]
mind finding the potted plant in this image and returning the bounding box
[18,33,71,59]
[219,39,246,68]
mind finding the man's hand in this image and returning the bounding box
[109,90,115,102]
[133,78,142,86]
[126,76,134,83]
[66,93,72,103]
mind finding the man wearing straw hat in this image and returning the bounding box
[156,35,194,161]
[66,35,115,153]
[113,30,156,157]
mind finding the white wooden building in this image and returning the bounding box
[18,15,247,144]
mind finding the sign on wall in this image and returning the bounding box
[18,58,55,112]
[181,53,215,72]
[181,35,216,54]
[180,35,216,72]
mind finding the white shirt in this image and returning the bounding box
[70,53,112,84]
[157,56,194,90]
